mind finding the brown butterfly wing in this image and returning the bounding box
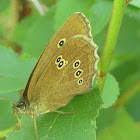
[23,12,93,100]
[30,36,98,114]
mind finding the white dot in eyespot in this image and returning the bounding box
[76,70,82,76]
[73,60,81,69]
[59,40,64,46]
[57,57,61,62]
[77,78,84,85]
[75,61,79,67]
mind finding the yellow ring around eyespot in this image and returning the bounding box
[57,58,68,70]
[73,60,81,69]
[57,38,66,48]
[77,78,84,85]
[55,55,62,64]
[65,60,68,65]
[74,69,83,78]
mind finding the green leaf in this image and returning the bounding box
[6,88,103,140]
[119,71,140,121]
[0,100,16,131]
[112,56,140,92]
[115,15,140,55]
[0,45,36,93]
[0,76,25,93]
[88,0,112,36]
[0,91,19,135]
[0,0,10,12]
[109,55,135,71]
[55,0,112,36]
[12,15,39,47]
[125,5,140,21]
[120,72,140,94]
[97,109,140,140]
[96,107,117,137]
[0,91,19,102]
[129,0,140,8]
[12,7,56,58]
[0,91,19,138]
[102,73,120,108]
[111,57,140,122]
[95,14,140,55]
[125,90,140,121]
[41,0,58,7]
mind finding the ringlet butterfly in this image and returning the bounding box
[11,12,98,139]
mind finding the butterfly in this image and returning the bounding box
[12,12,98,140]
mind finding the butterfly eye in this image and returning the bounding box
[59,41,64,46]
[75,62,79,67]
[74,69,83,78]
[78,78,84,85]
[58,61,64,68]
[76,70,82,76]
[73,60,81,69]
[55,55,62,64]
[58,38,66,48]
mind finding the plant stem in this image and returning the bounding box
[98,0,129,92]
[115,79,140,108]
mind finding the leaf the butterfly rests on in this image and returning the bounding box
[12,12,99,140]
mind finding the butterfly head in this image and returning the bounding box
[13,102,26,115]
[13,101,41,117]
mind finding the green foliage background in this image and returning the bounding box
[0,0,140,140]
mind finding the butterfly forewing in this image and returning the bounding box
[25,13,93,101]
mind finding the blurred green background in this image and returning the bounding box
[0,0,140,140]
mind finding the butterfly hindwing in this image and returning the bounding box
[30,36,98,113]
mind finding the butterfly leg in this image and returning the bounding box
[33,117,38,140]
[52,110,77,114]
[14,111,21,130]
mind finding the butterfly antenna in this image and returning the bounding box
[0,97,16,103]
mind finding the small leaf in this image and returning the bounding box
[129,0,140,8]
[102,73,120,108]
[6,88,103,140]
